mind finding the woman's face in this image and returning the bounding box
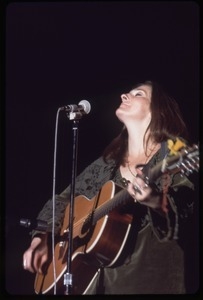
[115,84,152,124]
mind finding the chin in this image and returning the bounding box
[115,107,120,116]
[115,108,124,122]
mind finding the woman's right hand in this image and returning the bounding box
[23,233,48,274]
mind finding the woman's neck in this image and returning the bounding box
[126,130,159,165]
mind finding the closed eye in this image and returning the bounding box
[130,90,145,97]
[135,92,143,96]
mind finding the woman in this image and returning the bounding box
[23,80,199,294]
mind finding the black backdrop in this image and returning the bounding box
[3,1,199,296]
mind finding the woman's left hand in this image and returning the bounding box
[127,169,161,209]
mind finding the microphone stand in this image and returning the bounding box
[63,111,83,295]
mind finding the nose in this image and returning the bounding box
[121,94,128,102]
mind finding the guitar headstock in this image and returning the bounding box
[146,140,199,184]
[164,143,199,177]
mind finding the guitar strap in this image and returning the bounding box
[160,141,169,160]
[139,141,169,178]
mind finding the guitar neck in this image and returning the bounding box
[92,188,132,225]
[86,144,199,229]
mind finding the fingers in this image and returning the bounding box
[132,181,149,194]
[127,179,150,203]
[23,235,48,273]
[38,254,48,274]
[33,252,48,274]
[133,184,142,195]
[127,182,141,202]
[23,250,35,273]
[23,250,47,273]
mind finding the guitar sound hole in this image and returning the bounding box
[81,213,94,235]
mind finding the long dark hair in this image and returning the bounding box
[103,80,189,165]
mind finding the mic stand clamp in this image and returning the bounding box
[68,112,83,120]
[66,103,89,120]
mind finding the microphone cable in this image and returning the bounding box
[51,107,61,295]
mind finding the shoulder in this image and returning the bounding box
[86,156,116,169]
[77,156,117,179]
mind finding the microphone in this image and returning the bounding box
[20,218,48,232]
[60,100,91,115]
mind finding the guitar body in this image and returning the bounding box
[34,143,199,295]
[34,181,134,295]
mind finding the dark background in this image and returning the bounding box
[2,0,200,296]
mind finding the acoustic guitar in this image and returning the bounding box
[34,142,199,295]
